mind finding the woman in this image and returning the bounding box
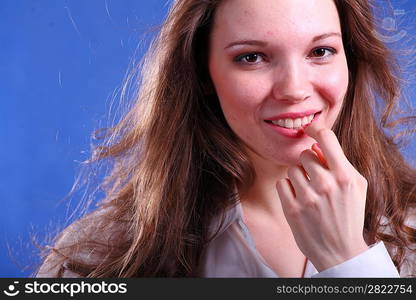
[36,0,416,277]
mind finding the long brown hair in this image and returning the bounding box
[35,0,416,277]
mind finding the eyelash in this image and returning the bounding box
[233,47,337,65]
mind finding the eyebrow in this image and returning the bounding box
[224,32,342,49]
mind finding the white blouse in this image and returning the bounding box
[198,202,403,277]
[36,202,415,278]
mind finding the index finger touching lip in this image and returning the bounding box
[304,123,350,171]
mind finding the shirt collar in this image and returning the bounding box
[208,200,244,240]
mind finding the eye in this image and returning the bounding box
[309,47,336,60]
[234,52,265,65]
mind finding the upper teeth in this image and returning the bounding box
[271,114,315,129]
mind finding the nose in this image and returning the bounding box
[272,59,311,103]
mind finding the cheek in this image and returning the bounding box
[212,71,268,122]
[320,69,348,104]
[208,50,270,123]
[315,62,349,116]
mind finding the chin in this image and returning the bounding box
[271,146,311,167]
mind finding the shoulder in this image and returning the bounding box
[36,206,123,278]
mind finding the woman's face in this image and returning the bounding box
[208,0,349,167]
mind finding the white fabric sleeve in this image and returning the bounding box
[312,242,400,278]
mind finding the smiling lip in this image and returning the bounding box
[265,109,321,121]
[265,111,321,138]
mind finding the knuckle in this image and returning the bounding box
[300,149,311,158]
[315,181,333,195]
[303,198,318,211]
[335,173,352,188]
[317,128,333,141]
[299,149,314,162]
[286,206,301,219]
[358,174,368,187]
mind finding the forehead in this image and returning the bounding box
[211,0,341,42]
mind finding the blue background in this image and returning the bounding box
[1,0,415,277]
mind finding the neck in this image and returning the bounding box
[239,149,289,224]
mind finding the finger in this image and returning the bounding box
[300,164,311,181]
[299,148,326,176]
[276,178,296,206]
[311,143,328,169]
[304,123,352,172]
[299,148,332,186]
[287,165,311,198]
[276,178,298,221]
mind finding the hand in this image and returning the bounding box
[276,123,369,272]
